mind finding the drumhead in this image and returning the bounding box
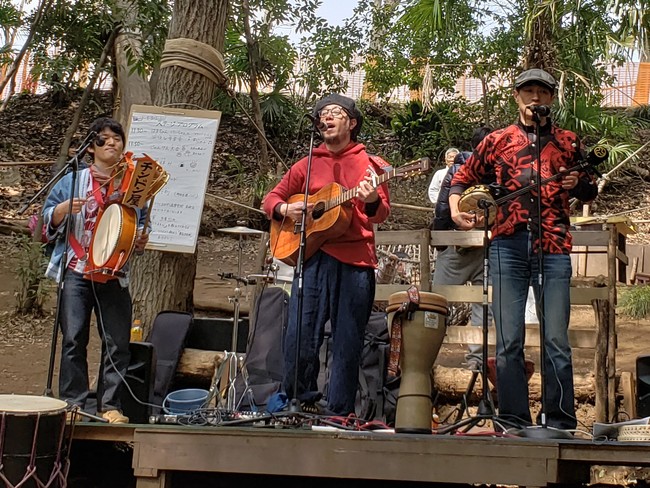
[92,204,124,267]
[0,394,68,414]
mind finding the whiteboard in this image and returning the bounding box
[126,105,221,253]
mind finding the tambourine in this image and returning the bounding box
[458,185,496,225]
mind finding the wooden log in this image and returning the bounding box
[175,348,226,383]
[432,365,597,403]
[175,351,599,405]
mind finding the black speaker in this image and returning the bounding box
[186,317,249,353]
[121,342,156,424]
[636,354,650,418]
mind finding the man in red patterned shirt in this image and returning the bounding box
[448,68,598,431]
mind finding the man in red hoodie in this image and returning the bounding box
[263,93,390,415]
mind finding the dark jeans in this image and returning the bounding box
[490,231,576,430]
[59,271,132,412]
[432,244,493,362]
[283,251,375,415]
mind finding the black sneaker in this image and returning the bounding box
[300,401,337,416]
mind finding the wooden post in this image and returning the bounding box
[592,298,609,422]
[607,224,618,419]
[419,229,431,291]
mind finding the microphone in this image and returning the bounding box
[94,136,106,147]
[305,113,327,132]
[477,198,494,209]
[529,105,551,117]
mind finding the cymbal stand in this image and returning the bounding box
[225,230,246,411]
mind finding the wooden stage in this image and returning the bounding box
[72,420,650,488]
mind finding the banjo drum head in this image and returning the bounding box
[91,204,125,268]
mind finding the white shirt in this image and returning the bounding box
[428,167,450,205]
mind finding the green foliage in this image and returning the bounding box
[0,0,22,31]
[619,284,650,319]
[119,0,171,78]
[259,90,302,139]
[0,0,23,67]
[223,25,297,94]
[12,233,49,317]
[30,0,113,91]
[390,98,483,160]
[30,0,170,92]
[628,104,650,124]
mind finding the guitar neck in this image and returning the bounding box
[324,170,394,212]
[493,160,590,206]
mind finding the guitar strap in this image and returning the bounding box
[368,154,391,175]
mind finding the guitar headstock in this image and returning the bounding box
[395,157,431,179]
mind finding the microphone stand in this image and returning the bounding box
[18,131,97,397]
[287,121,319,413]
[438,203,519,434]
[517,113,572,439]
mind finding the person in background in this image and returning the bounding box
[448,68,597,430]
[428,147,459,205]
[431,127,493,371]
[43,117,148,424]
[262,93,390,416]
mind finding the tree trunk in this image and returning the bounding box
[523,1,556,71]
[241,0,270,175]
[112,0,153,127]
[129,0,229,333]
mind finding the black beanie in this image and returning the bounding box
[313,93,363,141]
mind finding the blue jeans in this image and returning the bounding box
[490,231,576,430]
[59,271,132,412]
[284,251,375,415]
[432,245,493,363]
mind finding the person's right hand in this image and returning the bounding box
[282,201,314,221]
[451,211,480,230]
[52,198,85,226]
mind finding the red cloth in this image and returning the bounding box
[262,142,390,267]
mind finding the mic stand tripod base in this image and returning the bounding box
[287,398,302,413]
[512,425,574,439]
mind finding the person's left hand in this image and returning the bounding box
[357,169,379,203]
[560,166,579,190]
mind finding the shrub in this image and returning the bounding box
[618,284,650,319]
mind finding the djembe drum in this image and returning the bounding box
[386,289,448,434]
[0,395,70,488]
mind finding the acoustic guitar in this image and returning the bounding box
[270,157,430,266]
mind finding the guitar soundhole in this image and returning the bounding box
[312,202,325,220]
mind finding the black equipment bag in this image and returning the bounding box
[146,310,193,414]
[356,311,399,424]
[319,311,397,424]
[235,287,289,410]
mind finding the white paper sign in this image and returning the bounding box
[126,105,221,253]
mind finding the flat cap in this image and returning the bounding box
[514,68,557,91]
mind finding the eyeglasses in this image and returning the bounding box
[318,107,347,119]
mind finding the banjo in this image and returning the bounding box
[458,146,607,226]
[84,154,169,281]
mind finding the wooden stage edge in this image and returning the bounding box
[72,422,650,488]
